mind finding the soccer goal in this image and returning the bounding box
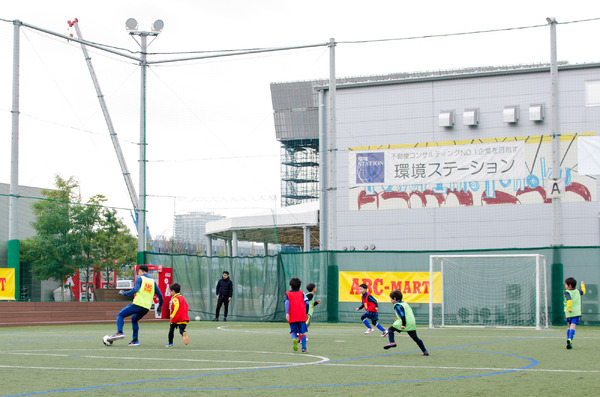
[429,254,548,329]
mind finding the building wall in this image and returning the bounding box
[328,66,600,251]
[0,183,44,267]
[0,183,61,300]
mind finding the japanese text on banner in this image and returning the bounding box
[351,141,526,187]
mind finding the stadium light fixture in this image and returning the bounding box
[125,18,138,31]
[151,19,164,32]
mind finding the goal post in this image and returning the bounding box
[429,254,548,330]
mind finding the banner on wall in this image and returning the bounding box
[349,133,596,211]
[339,271,441,304]
[578,136,600,175]
[350,141,527,187]
[0,268,16,300]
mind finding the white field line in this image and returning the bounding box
[323,362,600,373]
[0,349,330,371]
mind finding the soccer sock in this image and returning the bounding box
[362,319,371,328]
[388,330,395,343]
[376,323,386,332]
[300,334,306,349]
[116,315,124,334]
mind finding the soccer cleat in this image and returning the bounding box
[128,340,140,346]
[381,330,389,337]
[422,350,430,356]
[212,318,219,321]
[566,339,572,349]
[292,338,298,351]
[383,343,397,350]
[223,318,227,322]
[165,344,173,348]
[111,332,125,341]
[364,328,374,334]
[183,331,189,345]
[302,348,308,354]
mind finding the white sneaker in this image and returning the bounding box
[364,328,374,334]
[381,330,389,337]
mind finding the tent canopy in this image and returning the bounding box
[205,202,319,248]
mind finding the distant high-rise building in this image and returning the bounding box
[173,212,226,254]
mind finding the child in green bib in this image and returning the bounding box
[383,290,429,356]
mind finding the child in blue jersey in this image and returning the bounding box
[383,289,428,355]
[355,283,388,336]
[564,277,586,349]
[285,277,309,353]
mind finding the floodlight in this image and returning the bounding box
[125,18,138,31]
[152,19,164,32]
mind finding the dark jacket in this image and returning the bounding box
[216,278,233,298]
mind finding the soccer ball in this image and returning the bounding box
[195,316,200,321]
[102,335,113,346]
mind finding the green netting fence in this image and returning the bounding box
[145,246,600,326]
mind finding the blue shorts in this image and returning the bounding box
[361,311,379,323]
[566,316,580,325]
[289,321,308,335]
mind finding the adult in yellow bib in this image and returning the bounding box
[109,265,163,346]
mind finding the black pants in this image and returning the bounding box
[387,325,427,353]
[168,323,187,344]
[215,296,230,319]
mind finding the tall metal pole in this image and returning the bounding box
[318,89,327,250]
[327,38,337,251]
[8,20,22,300]
[138,33,148,260]
[548,18,562,247]
[9,21,20,241]
[71,21,140,213]
[548,17,564,326]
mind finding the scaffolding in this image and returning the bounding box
[280,139,319,206]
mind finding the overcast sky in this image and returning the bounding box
[1,1,599,238]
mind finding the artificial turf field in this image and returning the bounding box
[1,321,598,396]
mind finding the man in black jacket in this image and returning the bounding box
[213,271,233,321]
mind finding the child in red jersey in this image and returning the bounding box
[166,283,189,348]
[356,283,388,336]
[286,277,309,353]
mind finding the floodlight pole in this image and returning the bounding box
[548,18,562,247]
[8,20,22,300]
[128,26,160,264]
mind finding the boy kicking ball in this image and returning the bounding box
[383,290,429,356]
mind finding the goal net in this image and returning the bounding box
[429,254,548,329]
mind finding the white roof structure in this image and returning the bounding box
[205,201,319,248]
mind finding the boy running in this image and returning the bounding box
[564,277,586,349]
[356,283,387,336]
[383,289,429,356]
[286,277,309,353]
